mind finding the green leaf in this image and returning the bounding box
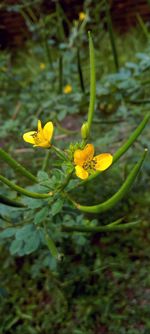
[34,207,49,225]
[0,228,16,240]
[22,231,41,255]
[22,197,44,209]
[10,239,23,255]
[37,170,49,182]
[51,199,64,216]
[15,224,34,240]
[45,234,58,258]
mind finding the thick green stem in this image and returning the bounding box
[105,0,119,71]
[0,175,52,199]
[0,148,37,183]
[72,149,147,213]
[0,194,26,208]
[62,220,141,233]
[87,31,96,137]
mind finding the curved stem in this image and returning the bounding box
[113,112,150,163]
[70,149,147,213]
[70,112,150,188]
[0,148,37,183]
[0,175,52,199]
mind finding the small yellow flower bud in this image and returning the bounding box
[40,63,46,70]
[79,12,86,21]
[81,122,89,140]
[63,84,72,94]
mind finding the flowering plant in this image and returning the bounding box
[0,33,149,257]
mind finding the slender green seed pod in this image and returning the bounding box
[0,175,52,199]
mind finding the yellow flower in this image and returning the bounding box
[23,120,54,148]
[40,63,46,70]
[79,12,86,21]
[74,144,113,180]
[63,84,72,94]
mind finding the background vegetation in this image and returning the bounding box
[0,1,150,333]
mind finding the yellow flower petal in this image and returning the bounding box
[43,121,54,143]
[23,131,36,144]
[75,166,89,180]
[74,144,94,166]
[37,141,51,148]
[38,120,42,132]
[94,153,113,171]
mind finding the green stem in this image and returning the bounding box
[136,13,149,39]
[0,194,26,208]
[105,0,119,71]
[42,151,51,171]
[0,175,52,199]
[72,149,147,213]
[77,48,85,93]
[55,121,78,135]
[0,148,37,183]
[52,145,68,161]
[62,220,141,233]
[57,170,74,192]
[58,54,63,94]
[87,31,96,137]
[43,36,53,70]
[56,2,66,41]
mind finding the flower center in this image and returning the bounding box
[83,159,97,171]
[32,132,42,144]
